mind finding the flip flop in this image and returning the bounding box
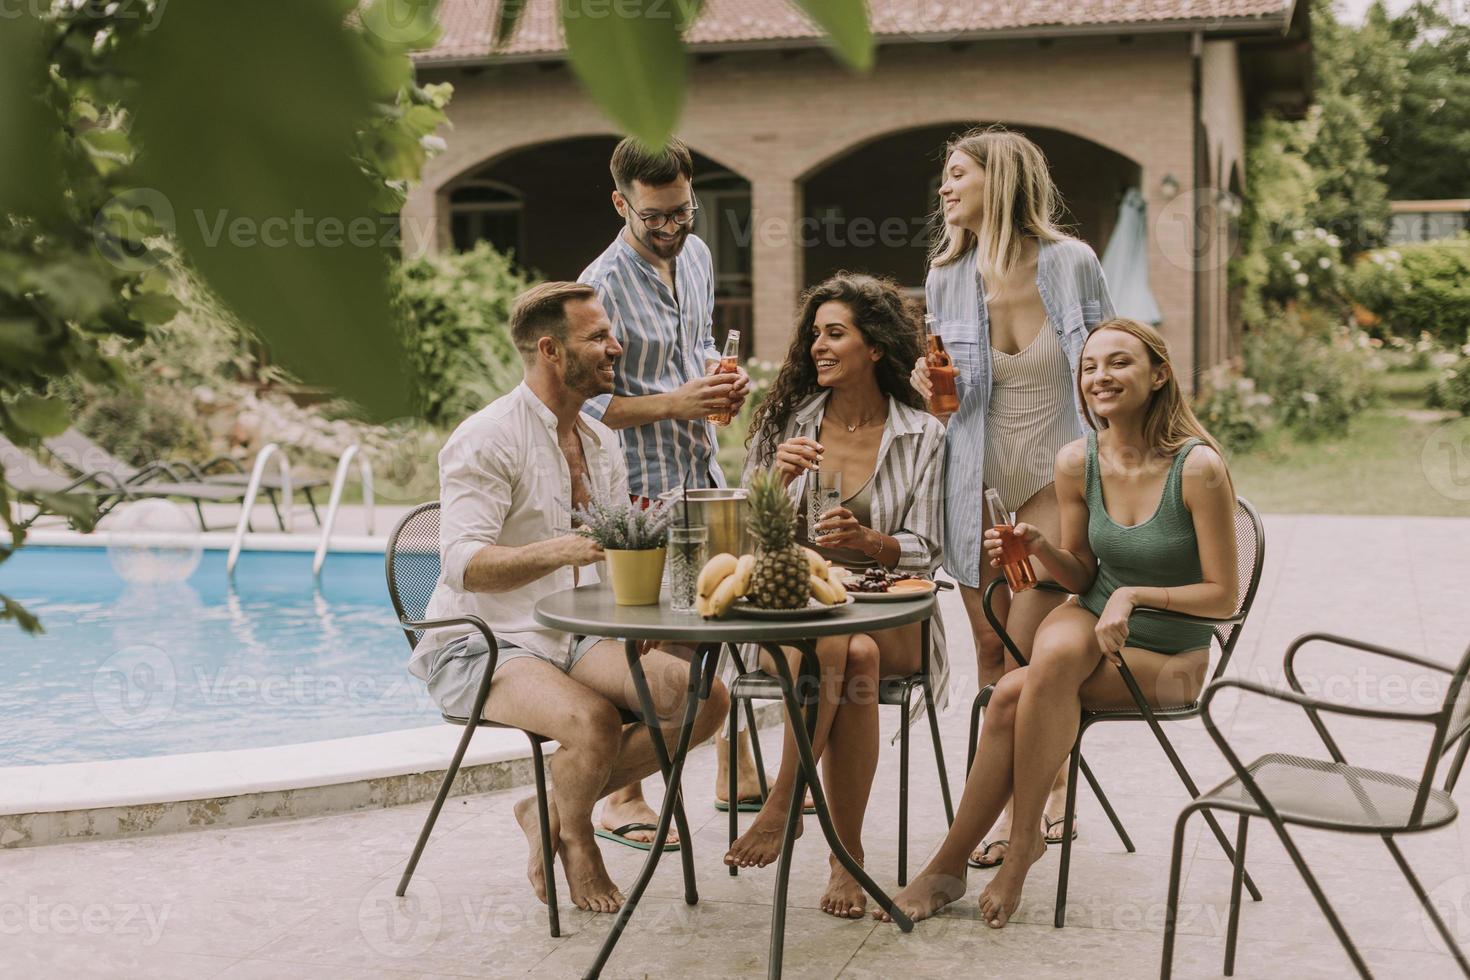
[967,839,1008,869]
[1044,815,1078,844]
[714,797,817,815]
[595,823,681,852]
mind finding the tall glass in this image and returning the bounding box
[985,488,1036,592]
[924,314,959,415]
[666,524,708,612]
[811,470,843,541]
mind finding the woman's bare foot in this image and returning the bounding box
[559,835,625,913]
[873,862,967,923]
[819,857,867,919]
[601,795,678,847]
[1042,780,1075,843]
[977,836,1046,928]
[724,798,802,868]
[714,734,770,805]
[513,795,558,904]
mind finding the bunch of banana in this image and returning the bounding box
[696,552,756,618]
[804,547,848,606]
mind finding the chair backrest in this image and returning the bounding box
[0,432,76,494]
[44,428,137,481]
[384,502,442,651]
[1209,496,1266,682]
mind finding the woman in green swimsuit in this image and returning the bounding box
[879,317,1240,929]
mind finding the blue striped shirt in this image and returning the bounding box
[580,234,723,498]
[926,238,1115,587]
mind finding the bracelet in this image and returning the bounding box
[862,530,885,561]
[1162,588,1171,611]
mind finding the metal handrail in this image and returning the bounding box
[226,443,293,579]
[312,444,375,579]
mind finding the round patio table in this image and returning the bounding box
[535,582,937,979]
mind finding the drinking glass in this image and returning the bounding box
[666,524,708,612]
[811,470,843,541]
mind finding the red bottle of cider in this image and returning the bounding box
[986,488,1037,592]
[923,315,959,416]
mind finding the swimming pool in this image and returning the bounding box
[0,546,439,766]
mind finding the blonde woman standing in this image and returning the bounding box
[910,126,1115,867]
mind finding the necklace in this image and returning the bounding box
[826,405,885,433]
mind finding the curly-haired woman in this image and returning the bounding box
[723,273,948,920]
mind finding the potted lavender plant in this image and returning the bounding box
[573,496,673,606]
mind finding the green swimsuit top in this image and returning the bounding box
[1078,431,1214,655]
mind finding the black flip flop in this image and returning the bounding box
[595,822,681,852]
[967,839,1008,869]
[1044,815,1078,844]
[715,796,817,814]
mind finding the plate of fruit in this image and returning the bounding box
[694,471,854,620]
[836,567,939,601]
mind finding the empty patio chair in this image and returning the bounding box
[723,614,955,885]
[384,502,698,938]
[1162,633,1470,978]
[0,432,131,530]
[43,428,319,528]
[967,496,1267,927]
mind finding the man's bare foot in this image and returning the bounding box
[514,795,558,904]
[977,836,1046,928]
[819,857,867,919]
[714,735,770,805]
[559,835,625,914]
[723,799,802,868]
[874,863,967,923]
[601,795,678,847]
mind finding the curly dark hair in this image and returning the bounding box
[747,272,926,466]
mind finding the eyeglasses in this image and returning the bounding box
[635,199,699,230]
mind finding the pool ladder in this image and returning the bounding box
[224,444,374,580]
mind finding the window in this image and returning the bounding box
[448,180,525,256]
[693,172,752,296]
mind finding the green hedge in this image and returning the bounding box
[1345,237,1470,347]
[393,242,534,428]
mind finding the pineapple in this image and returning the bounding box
[746,468,812,609]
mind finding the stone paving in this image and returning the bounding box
[2,514,1468,978]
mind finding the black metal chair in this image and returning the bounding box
[724,614,955,885]
[967,496,1267,927]
[1162,634,1470,978]
[385,502,697,939]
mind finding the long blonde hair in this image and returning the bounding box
[1079,318,1228,466]
[929,125,1071,296]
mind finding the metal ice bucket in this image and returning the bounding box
[658,487,749,558]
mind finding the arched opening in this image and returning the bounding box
[438,137,752,349]
[799,123,1143,295]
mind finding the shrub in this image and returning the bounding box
[1240,309,1378,441]
[1193,366,1275,453]
[1428,343,1470,417]
[1259,227,1350,312]
[1344,237,1470,347]
[392,242,535,428]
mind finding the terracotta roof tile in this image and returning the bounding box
[416,0,1295,63]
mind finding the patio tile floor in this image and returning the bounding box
[2,514,1468,977]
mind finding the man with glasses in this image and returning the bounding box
[579,136,760,847]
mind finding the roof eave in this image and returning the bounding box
[413,12,1297,69]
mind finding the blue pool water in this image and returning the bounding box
[0,547,440,766]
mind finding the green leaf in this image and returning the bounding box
[128,0,411,420]
[495,0,528,45]
[128,291,181,326]
[7,395,71,438]
[791,0,873,71]
[0,593,43,636]
[561,0,685,149]
[31,491,99,531]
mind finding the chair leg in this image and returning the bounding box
[728,694,740,877]
[1224,815,1248,976]
[265,487,286,530]
[304,486,322,524]
[396,720,479,897]
[529,738,560,939]
[967,686,992,775]
[1384,834,1470,975]
[899,694,911,886]
[1160,804,1201,980]
[1076,753,1135,852]
[744,698,770,800]
[922,680,954,826]
[1054,740,1083,928]
[1267,820,1371,977]
[1445,733,1470,793]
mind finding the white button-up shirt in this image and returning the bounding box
[410,383,628,678]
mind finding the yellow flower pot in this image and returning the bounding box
[605,548,666,606]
